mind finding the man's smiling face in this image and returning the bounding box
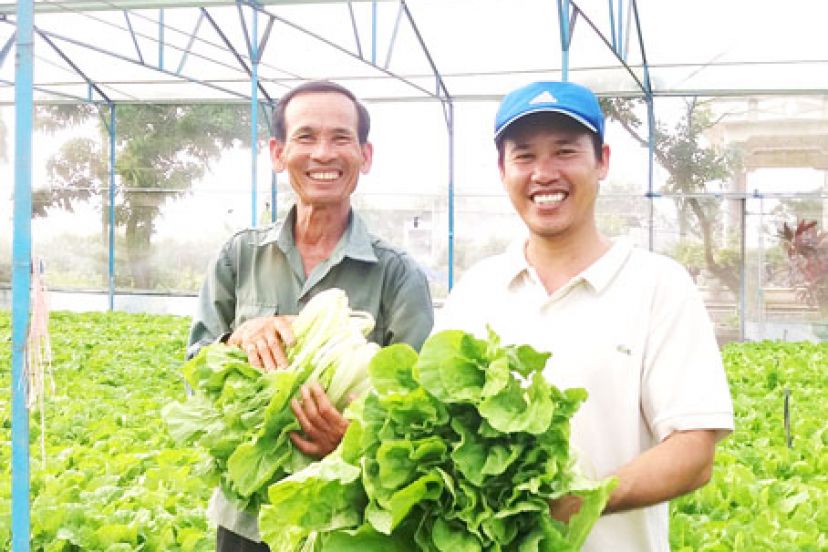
[499,114,609,243]
[270,91,373,208]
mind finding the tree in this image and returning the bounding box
[34,103,259,289]
[601,97,741,295]
[778,219,828,318]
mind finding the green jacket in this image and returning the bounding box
[187,206,434,540]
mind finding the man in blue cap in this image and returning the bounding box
[436,81,734,551]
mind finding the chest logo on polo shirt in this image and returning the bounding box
[616,344,632,356]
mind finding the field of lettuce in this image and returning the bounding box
[1,311,826,551]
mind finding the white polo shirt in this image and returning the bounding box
[437,237,734,552]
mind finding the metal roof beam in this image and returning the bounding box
[123,10,145,64]
[400,1,449,103]
[346,0,363,59]
[202,6,273,103]
[29,25,251,100]
[0,77,102,102]
[571,0,647,95]
[382,0,402,70]
[0,29,14,67]
[175,10,203,73]
[251,1,443,101]
[0,1,393,16]
[33,25,112,102]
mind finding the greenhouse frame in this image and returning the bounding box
[3,0,828,549]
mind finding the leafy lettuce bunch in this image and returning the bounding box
[161,289,379,512]
[259,328,616,551]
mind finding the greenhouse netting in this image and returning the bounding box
[3,1,828,551]
[5,1,826,342]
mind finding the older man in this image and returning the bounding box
[188,80,434,551]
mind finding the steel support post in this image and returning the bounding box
[250,6,259,227]
[447,100,455,289]
[557,0,571,80]
[739,197,747,341]
[108,105,116,310]
[647,96,655,251]
[12,0,34,549]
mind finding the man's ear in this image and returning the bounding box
[360,142,374,174]
[597,143,611,180]
[269,137,285,172]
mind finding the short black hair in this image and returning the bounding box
[496,112,603,164]
[272,80,371,144]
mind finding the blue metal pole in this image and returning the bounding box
[447,101,455,289]
[608,0,617,52]
[647,95,655,252]
[12,0,34,550]
[108,105,116,310]
[271,173,276,223]
[158,8,165,70]
[371,0,377,64]
[557,0,571,81]
[250,6,258,227]
[616,0,624,57]
[265,101,276,224]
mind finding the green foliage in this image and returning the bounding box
[258,328,616,551]
[777,219,828,316]
[2,312,825,551]
[33,103,259,288]
[602,97,742,294]
[600,97,738,195]
[670,341,828,551]
[0,310,214,551]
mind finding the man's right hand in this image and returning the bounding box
[227,315,296,372]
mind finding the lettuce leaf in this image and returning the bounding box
[260,327,616,551]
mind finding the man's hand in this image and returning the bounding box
[289,382,349,458]
[227,315,296,372]
[549,430,720,523]
[548,495,584,524]
[602,429,720,514]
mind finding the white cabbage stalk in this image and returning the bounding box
[327,342,380,410]
[286,289,378,409]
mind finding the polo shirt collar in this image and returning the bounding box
[502,235,633,294]
[270,205,378,263]
[502,237,532,287]
[579,238,632,293]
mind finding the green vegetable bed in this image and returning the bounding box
[1,311,826,551]
[670,341,827,551]
[0,311,213,551]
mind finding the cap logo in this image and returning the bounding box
[529,91,557,105]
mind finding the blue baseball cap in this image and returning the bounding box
[494,81,605,141]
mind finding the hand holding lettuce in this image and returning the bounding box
[161,289,379,512]
[259,327,616,551]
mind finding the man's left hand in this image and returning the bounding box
[289,381,349,458]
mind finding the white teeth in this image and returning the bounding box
[533,192,566,205]
[309,171,339,181]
